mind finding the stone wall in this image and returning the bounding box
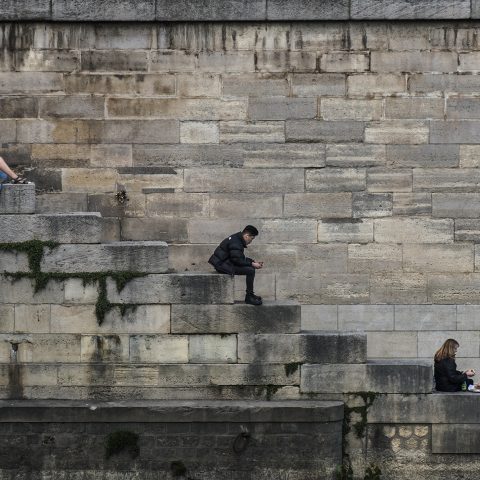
[3,20,480,364]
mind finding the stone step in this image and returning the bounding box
[106,273,235,304]
[0,184,35,214]
[301,360,433,394]
[0,213,104,243]
[171,302,301,334]
[238,332,367,364]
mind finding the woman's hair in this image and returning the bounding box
[434,338,459,362]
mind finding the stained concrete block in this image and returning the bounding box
[403,243,474,273]
[286,120,364,143]
[106,273,234,305]
[351,0,470,19]
[80,334,130,362]
[460,145,480,167]
[301,305,338,331]
[428,274,480,304]
[415,169,480,192]
[365,121,429,144]
[171,302,301,334]
[393,193,432,216]
[372,52,457,73]
[431,121,480,144]
[238,332,366,364]
[459,52,480,71]
[318,220,373,244]
[40,242,169,273]
[291,74,346,96]
[53,0,155,20]
[0,184,35,214]
[410,74,480,94]
[348,243,402,273]
[394,305,456,331]
[14,304,50,334]
[220,121,285,143]
[370,273,427,304]
[248,97,316,120]
[180,122,219,144]
[386,145,459,168]
[0,73,63,94]
[0,0,51,19]
[433,424,480,454]
[326,144,386,167]
[352,193,393,218]
[0,305,14,333]
[81,50,148,72]
[0,97,38,118]
[129,335,189,363]
[432,193,480,218]
[374,218,453,243]
[189,335,237,363]
[386,97,445,119]
[16,49,79,73]
[150,50,196,72]
[38,96,104,118]
[301,361,433,394]
[197,52,255,73]
[455,219,480,241]
[267,0,348,19]
[321,99,382,121]
[223,74,289,97]
[321,52,369,73]
[347,74,406,96]
[0,213,103,243]
[338,305,394,331]
[256,51,316,73]
[284,193,352,218]
[306,168,366,192]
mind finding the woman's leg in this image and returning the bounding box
[0,156,18,180]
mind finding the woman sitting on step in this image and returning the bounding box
[434,338,476,392]
[0,156,28,185]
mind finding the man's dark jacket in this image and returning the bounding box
[434,357,468,392]
[208,232,253,274]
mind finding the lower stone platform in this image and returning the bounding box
[0,400,343,480]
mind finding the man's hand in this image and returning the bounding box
[252,261,263,269]
[465,369,476,377]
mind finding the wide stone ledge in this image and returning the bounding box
[0,184,35,215]
[0,0,474,21]
[0,399,343,423]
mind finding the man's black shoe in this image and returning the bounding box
[245,293,262,306]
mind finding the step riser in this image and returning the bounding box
[0,184,35,214]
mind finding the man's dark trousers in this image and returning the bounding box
[233,265,255,294]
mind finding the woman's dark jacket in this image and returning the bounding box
[208,232,253,274]
[434,357,468,392]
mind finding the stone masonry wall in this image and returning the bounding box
[4,21,480,365]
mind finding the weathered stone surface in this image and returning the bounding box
[0,213,103,243]
[301,305,338,331]
[171,302,300,334]
[338,305,394,331]
[287,120,364,143]
[321,99,382,121]
[386,97,445,119]
[0,120,16,143]
[284,193,352,218]
[0,184,35,214]
[157,0,265,21]
[365,121,429,144]
[189,335,237,363]
[352,192,393,217]
[428,274,480,303]
[433,193,480,218]
[276,274,370,304]
[61,168,117,193]
[197,52,255,73]
[306,168,366,192]
[457,305,480,330]
[0,97,38,118]
[248,97,316,120]
[318,220,373,243]
[223,74,289,97]
[121,217,188,242]
[410,74,480,94]
[394,305,457,331]
[180,122,219,144]
[14,304,50,333]
[367,331,418,357]
[220,121,285,143]
[0,305,14,333]
[238,332,366,364]
[374,218,453,243]
[433,424,480,454]
[256,51,316,73]
[460,145,480,167]
[267,0,348,20]
[455,219,480,241]
[184,168,304,193]
[291,74,346,96]
[431,121,480,144]
[351,0,470,19]
[53,0,155,20]
[106,273,234,304]
[86,192,146,218]
[130,335,189,363]
[415,168,480,192]
[36,193,87,214]
[38,96,104,118]
[209,194,282,218]
[80,334,130,362]
[418,330,480,357]
[321,52,369,73]
[294,244,348,274]
[81,51,148,72]
[459,52,480,71]
[146,193,209,218]
[15,50,79,72]
[372,52,457,73]
[348,243,402,273]
[150,50,196,72]
[370,273,428,303]
[301,361,433,393]
[0,0,51,19]
[31,144,90,167]
[326,144,386,167]
[386,145,459,168]
[348,74,406,96]
[40,242,168,273]
[403,243,474,273]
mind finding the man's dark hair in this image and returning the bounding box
[243,225,259,236]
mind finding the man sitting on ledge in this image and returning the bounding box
[208,225,264,306]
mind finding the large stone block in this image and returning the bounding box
[394,305,457,331]
[80,334,130,362]
[0,184,35,214]
[433,424,480,454]
[108,98,246,121]
[238,332,367,364]
[267,0,348,19]
[276,274,370,304]
[171,302,301,334]
[392,193,432,216]
[350,0,470,19]
[326,144,386,168]
[31,144,91,167]
[367,331,418,357]
[150,50,196,72]
[284,193,352,218]
[209,194,282,218]
[403,243,474,273]
[53,0,155,20]
[0,0,51,19]
[296,244,348,274]
[121,217,188,242]
[321,52,369,73]
[371,52,457,73]
[130,335,189,363]
[301,305,338,331]
[365,121,428,144]
[286,120,364,142]
[301,361,433,394]
[386,98,445,119]
[256,51,316,73]
[348,243,401,273]
[40,242,168,273]
[0,305,14,333]
[14,304,50,333]
[374,218,453,243]
[219,121,285,143]
[418,330,480,357]
[321,99,382,121]
[459,52,480,71]
[427,274,480,303]
[291,74,346,96]
[0,275,65,304]
[414,168,480,192]
[338,305,394,331]
[157,0,265,20]
[347,74,406,96]
[36,192,89,214]
[197,52,255,73]
[180,122,219,144]
[410,73,480,94]
[248,97,316,120]
[0,73,63,94]
[455,219,480,241]
[15,50,79,72]
[0,97,38,118]
[38,96,104,118]
[222,74,289,97]
[184,168,304,193]
[457,305,480,330]
[81,51,148,72]
[189,334,237,363]
[90,144,133,168]
[370,273,428,303]
[460,145,480,168]
[352,192,393,218]
[306,168,366,192]
[386,145,459,168]
[106,273,234,304]
[0,213,103,243]
[318,220,373,243]
[431,120,480,144]
[0,120,16,143]
[87,192,146,218]
[447,98,480,119]
[146,192,209,218]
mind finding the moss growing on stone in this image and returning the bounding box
[171,460,187,477]
[105,430,139,459]
[284,362,302,377]
[265,384,281,401]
